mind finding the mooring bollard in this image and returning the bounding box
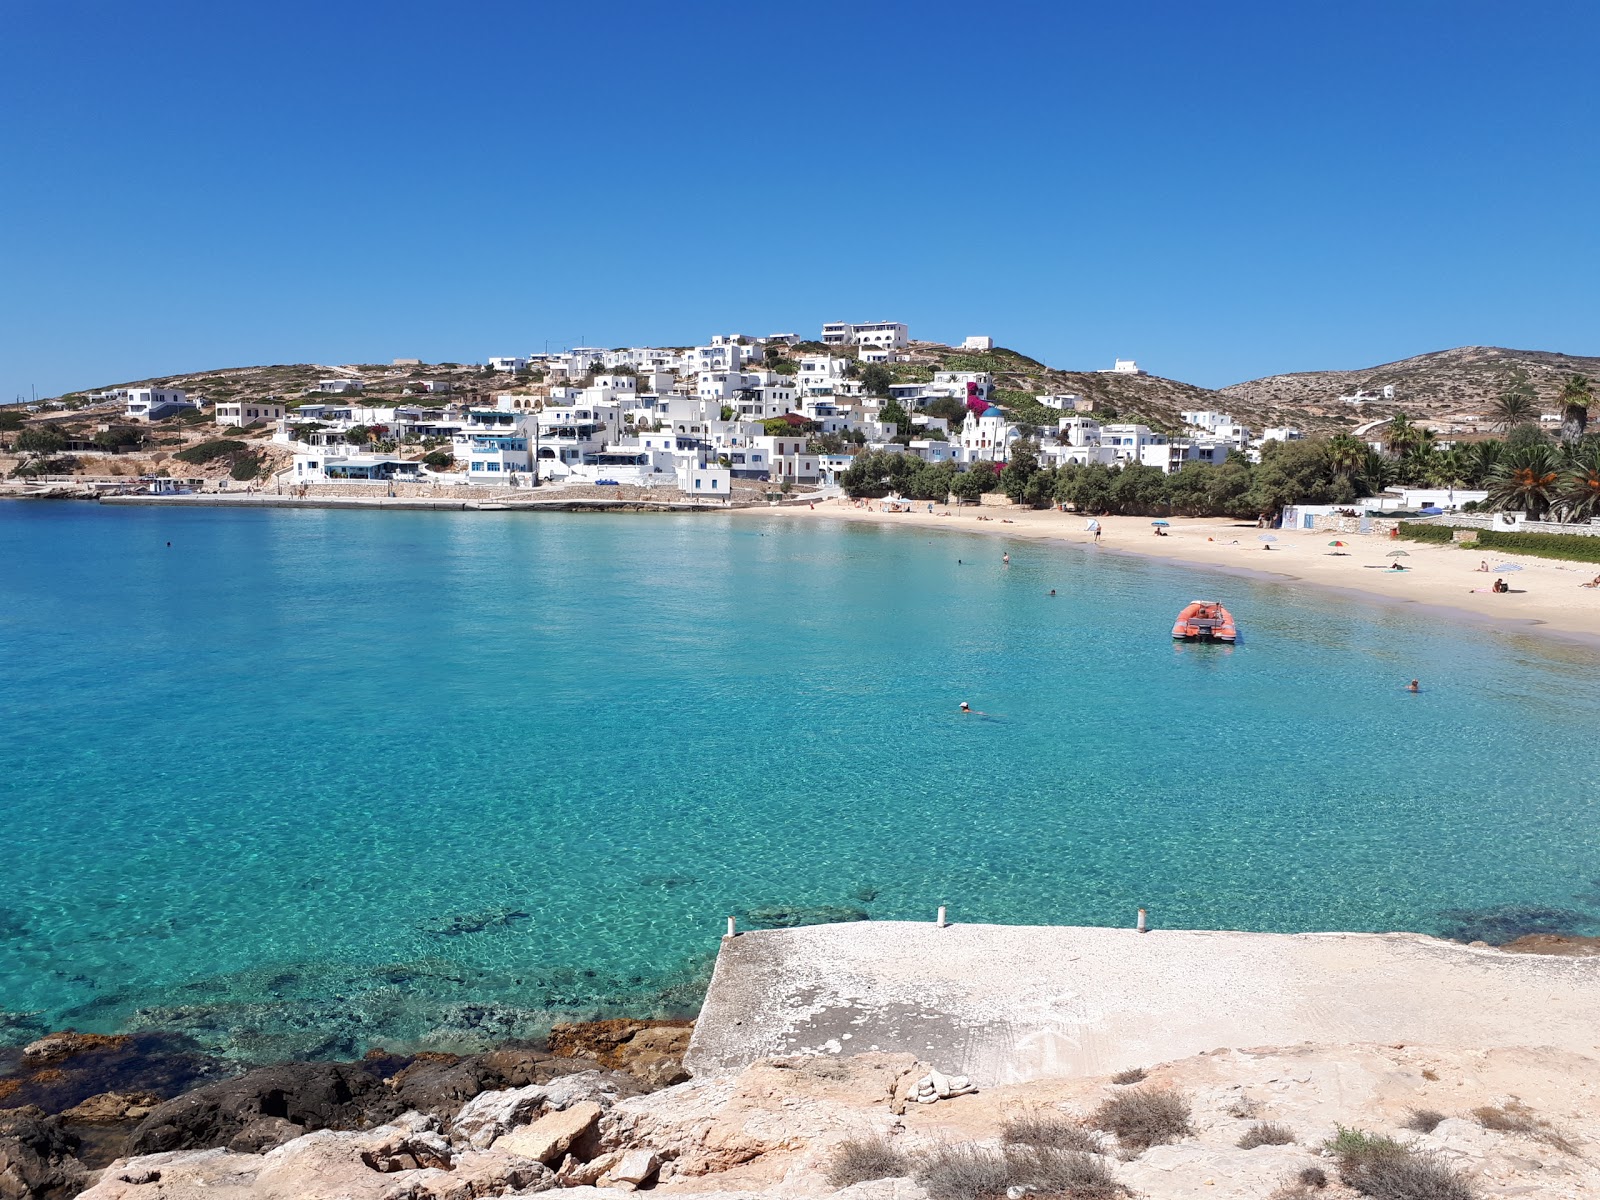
[1136,907,1148,933]
[726,916,736,938]
[936,905,948,928]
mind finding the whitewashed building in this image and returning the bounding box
[215,398,285,426]
[957,405,1020,463]
[821,320,909,349]
[125,387,196,422]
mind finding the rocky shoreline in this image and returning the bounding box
[0,1020,692,1199]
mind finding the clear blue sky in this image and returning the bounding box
[3,0,1596,402]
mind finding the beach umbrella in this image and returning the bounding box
[1258,534,1278,542]
[1327,540,1347,547]
[1151,520,1170,526]
[1085,519,1100,532]
[1490,563,1524,572]
[1385,550,1409,557]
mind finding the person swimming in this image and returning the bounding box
[959,702,971,713]
[1406,680,1420,692]
[1049,589,1056,596]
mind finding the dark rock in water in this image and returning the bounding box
[0,1011,48,1048]
[0,908,31,941]
[23,1031,130,1067]
[1498,933,1600,956]
[0,1106,89,1200]
[414,908,531,937]
[851,885,880,903]
[743,904,870,929]
[0,1031,230,1118]
[126,1061,403,1156]
[1436,903,1595,945]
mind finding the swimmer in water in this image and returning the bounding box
[1002,552,1010,564]
[1049,589,1056,596]
[959,701,971,713]
[1406,680,1420,692]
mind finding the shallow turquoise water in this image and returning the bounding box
[2,502,1598,1057]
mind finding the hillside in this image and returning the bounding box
[1221,346,1600,425]
[901,343,1351,436]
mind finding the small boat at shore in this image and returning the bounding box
[1172,600,1238,643]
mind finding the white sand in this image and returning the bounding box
[763,499,1600,644]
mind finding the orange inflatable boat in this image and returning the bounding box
[1172,600,1238,643]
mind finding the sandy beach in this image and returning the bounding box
[770,497,1600,645]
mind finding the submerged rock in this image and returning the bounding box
[413,908,531,937]
[743,904,870,929]
[1436,903,1594,945]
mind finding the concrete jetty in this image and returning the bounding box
[684,921,1600,1086]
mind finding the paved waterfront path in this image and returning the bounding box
[685,922,1600,1085]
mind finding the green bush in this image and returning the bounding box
[229,454,261,481]
[175,438,247,464]
[1396,521,1455,543]
[1472,528,1600,564]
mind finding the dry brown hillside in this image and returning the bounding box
[1220,346,1600,424]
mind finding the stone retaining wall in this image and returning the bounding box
[1311,514,1400,536]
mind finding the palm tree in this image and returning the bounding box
[1430,447,1471,490]
[1360,447,1395,492]
[1385,412,1418,455]
[1486,442,1562,518]
[1465,439,1503,485]
[1559,373,1593,443]
[1491,368,1537,431]
[1327,433,1365,478]
[1558,441,1600,523]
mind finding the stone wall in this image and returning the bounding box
[1310,514,1400,536]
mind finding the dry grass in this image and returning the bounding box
[1324,1126,1476,1200]
[1109,1067,1146,1085]
[825,1136,909,1187]
[1001,1111,1103,1154]
[1237,1121,1295,1148]
[1471,1101,1576,1154]
[913,1143,1123,1200]
[1401,1108,1445,1134]
[1089,1087,1192,1152]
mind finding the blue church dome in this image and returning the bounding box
[982,406,1004,419]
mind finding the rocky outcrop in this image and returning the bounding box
[63,1041,1600,1199]
[126,1061,405,1155]
[547,1020,693,1088]
[0,1107,88,1200]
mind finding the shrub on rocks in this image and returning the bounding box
[1324,1126,1476,1200]
[825,1135,909,1187]
[913,1142,1123,1200]
[1109,1068,1146,1085]
[1088,1087,1192,1152]
[1001,1111,1103,1153]
[1401,1108,1445,1133]
[1470,1101,1574,1152]
[1238,1121,1295,1148]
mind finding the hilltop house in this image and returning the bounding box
[215,398,285,426]
[821,320,909,350]
[125,387,196,422]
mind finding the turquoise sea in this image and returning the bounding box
[3,502,1598,1059]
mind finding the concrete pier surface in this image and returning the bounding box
[684,922,1600,1086]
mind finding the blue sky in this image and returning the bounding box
[3,0,1596,402]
